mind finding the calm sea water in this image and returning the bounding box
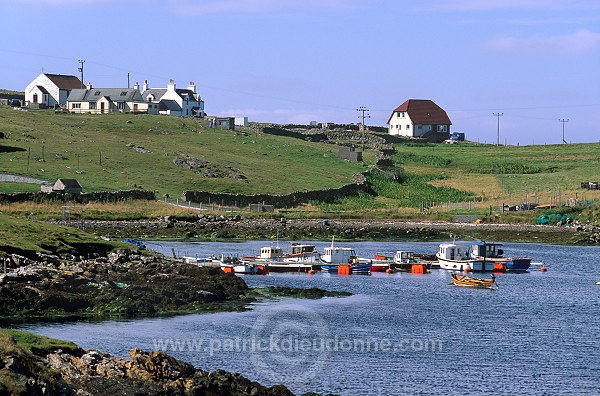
[22,241,600,395]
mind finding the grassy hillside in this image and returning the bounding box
[0,212,123,256]
[0,106,366,196]
[307,140,600,221]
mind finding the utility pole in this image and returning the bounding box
[559,118,569,144]
[357,106,371,131]
[493,112,504,146]
[78,59,85,88]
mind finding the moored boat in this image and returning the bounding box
[247,244,321,273]
[470,241,531,272]
[451,273,497,289]
[436,243,490,272]
[319,243,372,275]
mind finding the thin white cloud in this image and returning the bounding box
[415,0,600,12]
[167,0,357,15]
[484,29,600,55]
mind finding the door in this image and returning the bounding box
[100,102,105,113]
[33,94,38,103]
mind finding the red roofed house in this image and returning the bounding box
[387,99,452,138]
[25,73,83,108]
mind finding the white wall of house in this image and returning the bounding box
[68,98,152,114]
[25,74,60,106]
[388,111,414,137]
[234,117,248,127]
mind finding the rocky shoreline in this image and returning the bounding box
[71,216,590,245]
[1,329,327,395]
[0,248,347,395]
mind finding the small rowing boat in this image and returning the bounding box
[451,273,498,289]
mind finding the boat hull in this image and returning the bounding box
[321,262,372,275]
[451,273,496,289]
[437,257,492,272]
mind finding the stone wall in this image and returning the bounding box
[0,189,155,204]
[183,173,370,208]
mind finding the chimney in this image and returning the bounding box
[168,79,176,92]
[142,79,149,92]
[86,82,92,90]
[133,82,140,91]
[188,81,196,93]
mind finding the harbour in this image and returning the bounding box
[21,241,600,395]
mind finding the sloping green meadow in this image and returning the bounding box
[0,106,365,196]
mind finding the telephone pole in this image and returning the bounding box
[559,118,569,144]
[357,106,371,131]
[78,59,85,88]
[493,112,504,146]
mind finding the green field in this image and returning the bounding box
[2,104,600,222]
[0,106,366,197]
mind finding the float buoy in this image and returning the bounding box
[463,267,472,273]
[385,269,393,274]
[540,266,547,272]
[308,270,316,275]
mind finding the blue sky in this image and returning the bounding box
[1,0,599,145]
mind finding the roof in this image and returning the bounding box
[387,99,452,125]
[141,88,167,102]
[55,179,82,188]
[35,85,49,94]
[44,74,83,90]
[68,88,144,103]
[160,100,182,112]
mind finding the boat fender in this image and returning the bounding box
[464,267,472,273]
[308,270,316,275]
[385,269,393,274]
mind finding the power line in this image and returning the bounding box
[493,112,504,146]
[78,59,85,88]
[559,118,569,144]
[356,106,370,130]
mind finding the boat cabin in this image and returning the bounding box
[290,244,317,256]
[471,242,504,259]
[259,246,284,260]
[322,247,357,264]
[437,243,468,261]
[394,251,415,263]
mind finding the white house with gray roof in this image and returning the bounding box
[141,80,204,117]
[66,83,158,114]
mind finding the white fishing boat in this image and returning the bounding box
[319,239,372,275]
[436,242,490,272]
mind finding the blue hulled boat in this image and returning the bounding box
[470,241,532,272]
[319,243,372,275]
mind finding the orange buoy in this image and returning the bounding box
[540,266,548,272]
[463,267,472,273]
[308,270,316,275]
[385,268,393,274]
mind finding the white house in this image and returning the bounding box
[25,73,83,108]
[66,83,157,114]
[141,80,205,117]
[387,99,452,137]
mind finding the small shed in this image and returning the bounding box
[41,179,83,194]
[339,146,363,162]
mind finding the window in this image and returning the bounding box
[117,102,126,110]
[406,124,410,130]
[120,91,128,96]
[437,125,448,132]
[94,91,101,96]
[72,103,81,109]
[90,102,96,110]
